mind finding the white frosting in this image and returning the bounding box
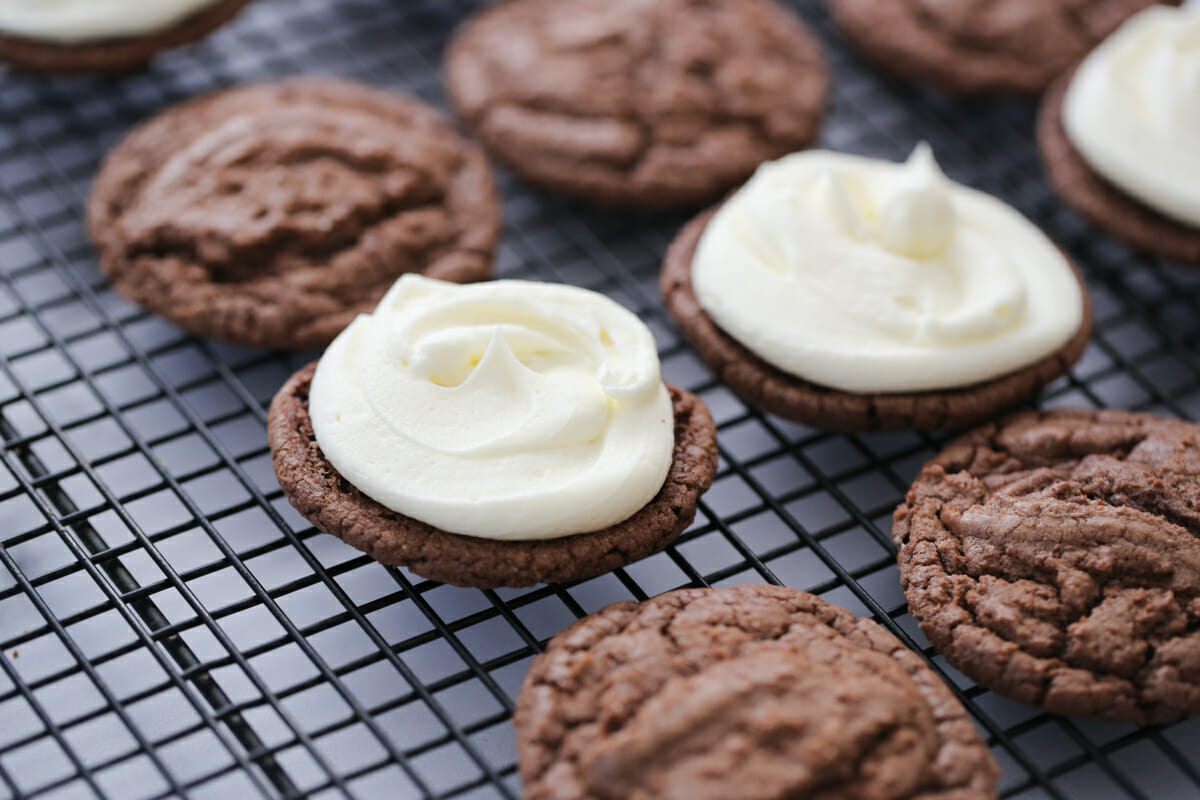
[1063,4,1200,229]
[692,145,1084,394]
[309,275,675,541]
[0,0,222,44]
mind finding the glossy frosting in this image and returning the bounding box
[1063,4,1200,229]
[309,275,674,540]
[692,146,1083,393]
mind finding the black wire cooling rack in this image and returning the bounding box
[1,1,1199,798]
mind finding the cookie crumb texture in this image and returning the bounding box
[896,410,1200,724]
[830,0,1165,95]
[445,0,827,210]
[268,364,718,588]
[516,585,999,800]
[88,79,499,349]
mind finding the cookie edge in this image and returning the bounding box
[829,0,1172,96]
[267,362,719,589]
[892,407,1200,724]
[442,0,829,211]
[660,207,1094,431]
[0,0,255,74]
[86,78,501,350]
[515,584,1001,800]
[1038,71,1200,268]
[829,0,1061,95]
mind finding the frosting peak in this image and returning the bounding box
[877,144,956,259]
[691,147,1083,394]
[806,143,955,260]
[308,275,674,541]
[816,142,955,257]
[810,145,956,260]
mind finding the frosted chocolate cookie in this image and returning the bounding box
[268,275,718,588]
[894,409,1200,724]
[515,585,1000,800]
[0,0,255,73]
[829,0,1167,95]
[88,79,499,350]
[444,0,828,210]
[1039,4,1200,267]
[661,145,1092,431]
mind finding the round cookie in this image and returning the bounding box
[267,363,718,589]
[829,0,1168,96]
[515,585,1000,800]
[88,79,499,350]
[444,0,827,211]
[894,409,1200,724]
[661,208,1093,431]
[1038,72,1200,267]
[0,0,254,74]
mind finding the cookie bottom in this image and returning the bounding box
[1039,74,1200,268]
[661,208,1093,431]
[0,0,254,74]
[268,363,718,589]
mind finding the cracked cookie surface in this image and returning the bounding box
[444,0,827,210]
[88,79,499,349]
[267,363,718,589]
[895,409,1200,723]
[515,585,999,800]
[830,0,1168,95]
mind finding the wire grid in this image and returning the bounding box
[1,0,1199,798]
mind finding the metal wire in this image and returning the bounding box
[1,1,1199,798]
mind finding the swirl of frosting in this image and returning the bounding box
[691,145,1084,394]
[0,0,222,44]
[308,275,674,541]
[1063,4,1200,229]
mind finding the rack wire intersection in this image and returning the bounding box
[1,1,1199,798]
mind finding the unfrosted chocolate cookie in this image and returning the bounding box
[0,0,254,74]
[88,79,499,350]
[829,0,1167,95]
[1039,73,1200,267]
[660,208,1093,431]
[267,363,718,589]
[444,0,827,210]
[515,585,1000,800]
[894,409,1200,724]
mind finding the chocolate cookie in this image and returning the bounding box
[661,209,1093,431]
[829,0,1167,96]
[894,409,1200,724]
[267,363,718,588]
[444,0,827,211]
[515,585,1000,800]
[1039,73,1200,267]
[0,0,254,74]
[88,79,499,350]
